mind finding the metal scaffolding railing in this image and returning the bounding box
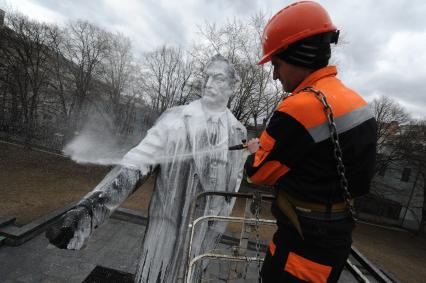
[181,191,275,283]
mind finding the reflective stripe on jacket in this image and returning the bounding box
[245,66,376,204]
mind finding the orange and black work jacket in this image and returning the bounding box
[245,66,376,205]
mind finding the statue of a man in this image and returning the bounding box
[46,54,247,283]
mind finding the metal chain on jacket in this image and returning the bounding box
[301,86,356,220]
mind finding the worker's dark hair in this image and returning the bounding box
[277,31,339,70]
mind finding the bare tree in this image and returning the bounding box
[372,95,411,175]
[46,24,141,139]
[96,31,137,134]
[43,24,75,133]
[0,12,53,145]
[141,46,195,114]
[246,12,284,127]
[118,69,148,135]
[61,20,109,137]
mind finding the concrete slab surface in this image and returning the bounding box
[0,219,145,283]
[0,218,363,282]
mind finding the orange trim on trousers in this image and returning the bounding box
[284,252,332,283]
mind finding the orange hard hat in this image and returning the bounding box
[258,1,337,65]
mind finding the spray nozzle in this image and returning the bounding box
[228,139,247,151]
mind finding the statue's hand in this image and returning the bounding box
[45,206,92,250]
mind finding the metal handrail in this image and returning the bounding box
[350,247,397,283]
[186,215,276,282]
[345,259,371,283]
[186,253,264,283]
[181,191,275,283]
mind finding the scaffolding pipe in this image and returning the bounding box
[186,253,265,283]
[180,191,275,282]
[187,214,277,275]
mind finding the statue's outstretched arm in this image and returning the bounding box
[77,166,150,229]
[46,118,168,250]
[45,166,152,250]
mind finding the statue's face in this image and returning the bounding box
[202,60,234,109]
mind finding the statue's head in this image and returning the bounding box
[201,54,240,111]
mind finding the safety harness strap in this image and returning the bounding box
[276,191,304,239]
[276,190,353,239]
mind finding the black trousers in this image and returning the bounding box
[261,205,355,283]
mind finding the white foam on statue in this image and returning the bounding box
[122,99,245,283]
[66,55,247,283]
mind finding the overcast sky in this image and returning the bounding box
[1,0,425,119]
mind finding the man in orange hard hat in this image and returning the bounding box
[245,1,377,282]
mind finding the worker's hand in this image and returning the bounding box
[45,206,92,250]
[247,138,260,154]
